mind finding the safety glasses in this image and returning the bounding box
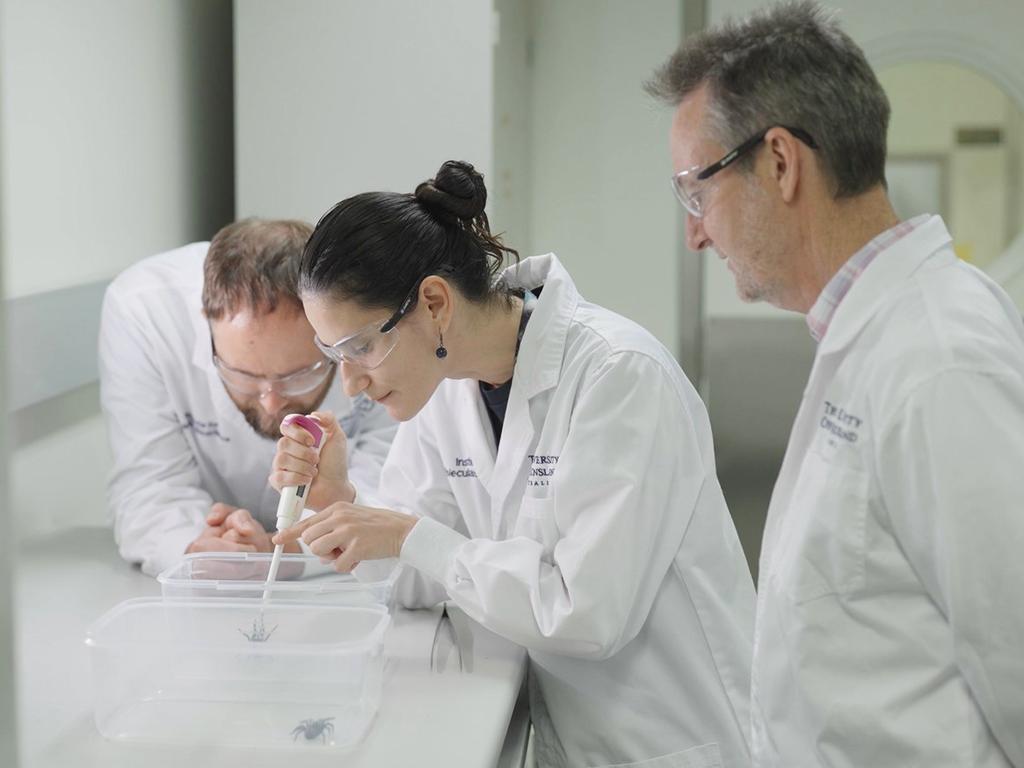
[671,125,818,218]
[313,277,423,370]
[212,354,334,400]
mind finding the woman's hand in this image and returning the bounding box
[269,411,356,511]
[272,502,418,573]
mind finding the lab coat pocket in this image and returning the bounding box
[590,741,723,768]
[513,496,560,563]
[774,449,868,605]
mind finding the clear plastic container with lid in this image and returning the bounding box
[85,597,390,749]
[157,552,399,606]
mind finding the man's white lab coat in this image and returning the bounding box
[99,243,396,576]
[751,216,1024,767]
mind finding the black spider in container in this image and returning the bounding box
[291,717,335,744]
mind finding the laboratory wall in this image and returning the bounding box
[234,0,495,223]
[2,0,234,541]
[490,0,535,255]
[235,0,686,351]
[236,0,682,351]
[522,0,682,354]
[1,0,234,298]
[881,61,1024,270]
[0,4,16,758]
[0,272,13,763]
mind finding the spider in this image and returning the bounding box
[291,716,335,744]
[238,614,277,642]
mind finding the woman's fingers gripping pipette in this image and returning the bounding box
[272,502,418,573]
[269,410,356,511]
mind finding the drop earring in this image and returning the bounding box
[435,329,448,359]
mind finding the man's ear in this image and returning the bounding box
[764,126,804,204]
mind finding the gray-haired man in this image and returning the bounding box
[650,2,1024,766]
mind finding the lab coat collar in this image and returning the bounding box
[502,253,579,399]
[480,253,577,514]
[816,215,954,356]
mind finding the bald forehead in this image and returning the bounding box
[220,301,307,333]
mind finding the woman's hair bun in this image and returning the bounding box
[415,160,487,222]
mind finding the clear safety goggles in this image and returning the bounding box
[671,124,818,218]
[212,354,335,399]
[314,277,422,370]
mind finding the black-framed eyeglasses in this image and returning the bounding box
[314,276,427,370]
[380,278,423,333]
[671,125,819,218]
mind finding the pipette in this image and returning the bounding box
[262,414,324,602]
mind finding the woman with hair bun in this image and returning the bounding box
[271,160,754,768]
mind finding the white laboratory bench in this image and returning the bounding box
[15,526,529,767]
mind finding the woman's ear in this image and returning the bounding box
[419,276,454,331]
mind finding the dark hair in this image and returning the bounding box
[299,160,519,312]
[202,218,313,320]
[646,0,890,198]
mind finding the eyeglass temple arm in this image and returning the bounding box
[696,125,818,181]
[380,281,423,333]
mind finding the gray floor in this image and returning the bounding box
[703,313,815,583]
[719,461,782,583]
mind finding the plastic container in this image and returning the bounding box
[85,597,390,749]
[157,552,399,606]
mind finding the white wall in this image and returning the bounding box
[0,5,16,759]
[236,0,682,353]
[9,401,111,536]
[1,0,234,298]
[1,0,234,541]
[881,60,1022,270]
[525,0,682,352]
[491,0,535,253]
[235,0,495,224]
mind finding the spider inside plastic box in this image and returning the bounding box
[291,717,335,744]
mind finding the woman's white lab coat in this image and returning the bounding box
[751,216,1024,767]
[379,254,755,768]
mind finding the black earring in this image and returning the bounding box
[435,329,448,359]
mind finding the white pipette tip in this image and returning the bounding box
[262,545,286,603]
[262,414,324,603]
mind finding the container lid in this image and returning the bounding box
[157,552,400,595]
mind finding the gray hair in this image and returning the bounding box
[646,0,889,198]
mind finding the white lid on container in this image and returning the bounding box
[156,551,400,595]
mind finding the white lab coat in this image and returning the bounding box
[99,243,397,577]
[751,216,1024,767]
[379,254,755,768]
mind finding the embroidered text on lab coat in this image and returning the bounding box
[447,457,479,478]
[819,400,862,443]
[528,454,560,486]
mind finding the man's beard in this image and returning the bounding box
[240,377,332,440]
